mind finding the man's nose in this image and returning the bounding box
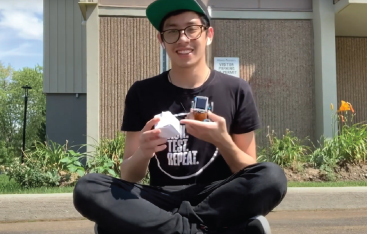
[177,30,189,43]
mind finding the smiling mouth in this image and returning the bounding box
[176,49,193,55]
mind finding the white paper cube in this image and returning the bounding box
[154,111,181,139]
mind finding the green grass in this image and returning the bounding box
[1,174,366,194]
[0,174,75,194]
[288,181,367,187]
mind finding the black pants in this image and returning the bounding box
[73,162,287,234]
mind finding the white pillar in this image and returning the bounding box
[86,4,100,153]
[313,0,338,139]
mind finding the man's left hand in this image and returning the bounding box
[180,111,231,146]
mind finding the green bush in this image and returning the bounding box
[310,137,340,168]
[5,159,61,188]
[86,132,125,178]
[337,123,367,164]
[5,140,85,188]
[258,128,311,168]
[85,132,150,184]
[29,140,71,171]
[311,123,367,168]
[59,150,86,177]
[4,130,154,189]
[0,141,15,167]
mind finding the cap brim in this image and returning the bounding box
[146,0,206,31]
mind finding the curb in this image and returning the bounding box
[274,187,367,211]
[1,187,367,222]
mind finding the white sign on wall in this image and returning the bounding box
[214,57,240,77]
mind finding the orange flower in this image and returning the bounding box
[349,103,355,113]
[331,103,334,111]
[339,100,350,112]
[340,115,345,122]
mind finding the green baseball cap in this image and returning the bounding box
[146,0,211,31]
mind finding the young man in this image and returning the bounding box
[73,0,287,233]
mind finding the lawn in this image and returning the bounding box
[0,174,366,194]
[0,174,74,194]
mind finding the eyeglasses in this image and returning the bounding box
[161,25,208,44]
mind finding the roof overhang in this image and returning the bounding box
[335,0,367,37]
[79,0,98,20]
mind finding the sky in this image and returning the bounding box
[0,0,43,71]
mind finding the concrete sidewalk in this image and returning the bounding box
[1,187,367,223]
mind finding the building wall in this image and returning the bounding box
[99,17,315,145]
[210,20,315,145]
[99,17,160,139]
[44,0,86,94]
[336,37,367,123]
[46,94,86,151]
[98,0,312,11]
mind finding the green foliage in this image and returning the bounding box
[5,140,85,188]
[260,101,366,176]
[86,132,125,178]
[0,62,45,163]
[311,123,367,167]
[4,132,130,189]
[5,159,61,188]
[0,173,75,194]
[258,127,310,168]
[0,140,15,166]
[141,172,151,185]
[28,140,72,171]
[73,132,151,184]
[310,137,340,168]
[59,150,85,177]
[337,123,367,164]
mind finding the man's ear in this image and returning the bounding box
[206,27,214,46]
[157,33,166,49]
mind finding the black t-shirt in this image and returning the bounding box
[121,70,260,186]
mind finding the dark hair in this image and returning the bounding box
[159,10,210,32]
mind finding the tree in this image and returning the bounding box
[0,63,13,165]
[0,62,45,163]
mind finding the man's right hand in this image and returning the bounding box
[138,117,167,159]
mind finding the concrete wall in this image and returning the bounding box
[210,19,315,145]
[98,17,315,145]
[44,0,86,94]
[46,94,86,152]
[99,17,160,139]
[336,37,367,124]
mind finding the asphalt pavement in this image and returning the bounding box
[1,209,367,234]
[0,187,367,233]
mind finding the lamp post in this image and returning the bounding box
[21,85,32,163]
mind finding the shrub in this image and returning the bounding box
[0,141,15,167]
[86,132,125,178]
[59,150,86,177]
[258,127,310,168]
[5,140,85,188]
[29,140,71,171]
[337,123,367,164]
[324,100,367,165]
[5,159,61,188]
[310,137,340,168]
[86,132,152,184]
